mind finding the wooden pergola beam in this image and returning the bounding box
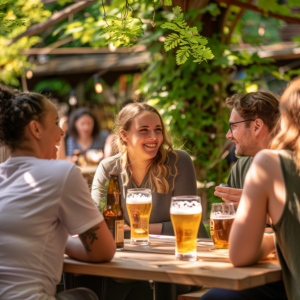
[215,0,300,25]
[20,45,146,55]
[7,0,97,46]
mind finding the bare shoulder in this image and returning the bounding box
[253,149,280,168]
[250,150,281,181]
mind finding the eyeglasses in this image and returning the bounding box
[229,119,255,133]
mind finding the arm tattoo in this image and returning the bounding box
[79,226,100,253]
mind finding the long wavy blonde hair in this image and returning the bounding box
[271,77,300,170]
[113,102,178,193]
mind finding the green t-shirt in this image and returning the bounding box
[227,156,272,228]
[226,156,253,189]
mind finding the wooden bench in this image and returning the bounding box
[178,288,210,300]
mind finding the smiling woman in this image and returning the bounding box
[92,102,208,237]
[0,85,116,300]
[85,102,208,300]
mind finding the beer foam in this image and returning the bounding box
[211,211,235,219]
[211,215,235,219]
[170,201,202,215]
[126,195,152,204]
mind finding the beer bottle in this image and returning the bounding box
[103,173,124,250]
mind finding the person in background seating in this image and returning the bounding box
[57,107,114,163]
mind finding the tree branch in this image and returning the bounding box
[215,0,300,25]
[7,0,97,46]
[226,0,252,45]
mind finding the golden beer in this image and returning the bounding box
[126,188,152,245]
[170,195,202,261]
[210,217,234,249]
[171,212,202,253]
[210,203,235,250]
[126,202,152,240]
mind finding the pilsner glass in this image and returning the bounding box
[210,203,235,249]
[126,188,152,245]
[170,195,202,261]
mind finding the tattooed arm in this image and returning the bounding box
[65,220,116,262]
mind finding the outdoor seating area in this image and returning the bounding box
[2,0,300,300]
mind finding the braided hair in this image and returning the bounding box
[0,84,48,150]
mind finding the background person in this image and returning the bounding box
[57,107,113,162]
[0,85,116,300]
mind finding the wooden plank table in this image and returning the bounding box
[63,236,281,291]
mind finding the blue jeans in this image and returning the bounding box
[201,281,287,300]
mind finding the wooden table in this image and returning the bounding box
[78,165,98,187]
[63,236,281,293]
[78,165,98,175]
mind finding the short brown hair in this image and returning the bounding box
[226,91,280,131]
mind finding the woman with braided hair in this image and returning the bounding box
[0,85,116,300]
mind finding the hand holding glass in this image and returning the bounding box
[170,196,202,261]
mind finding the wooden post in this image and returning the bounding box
[0,146,10,163]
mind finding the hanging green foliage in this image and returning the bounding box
[102,15,144,48]
[101,0,144,48]
[161,6,214,65]
[0,0,24,32]
[163,0,172,6]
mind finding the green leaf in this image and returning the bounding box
[176,47,190,65]
[193,36,208,45]
[164,0,172,6]
[287,0,300,7]
[161,22,181,32]
[198,3,221,17]
[164,33,181,51]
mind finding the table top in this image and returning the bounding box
[78,165,98,174]
[63,236,282,291]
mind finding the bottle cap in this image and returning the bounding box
[109,172,118,177]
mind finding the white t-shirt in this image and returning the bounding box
[0,156,103,300]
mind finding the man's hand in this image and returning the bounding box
[214,186,242,208]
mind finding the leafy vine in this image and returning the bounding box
[161,6,214,65]
[101,0,144,48]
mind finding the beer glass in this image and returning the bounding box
[126,188,152,245]
[210,203,235,249]
[170,196,202,261]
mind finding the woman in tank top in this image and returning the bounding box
[202,78,300,300]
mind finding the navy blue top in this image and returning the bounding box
[66,131,110,156]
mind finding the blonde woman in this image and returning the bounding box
[92,102,208,237]
[81,102,207,300]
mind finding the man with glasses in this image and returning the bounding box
[202,91,286,300]
[215,91,280,208]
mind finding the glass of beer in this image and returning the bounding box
[210,203,235,249]
[126,188,152,245]
[170,196,202,261]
